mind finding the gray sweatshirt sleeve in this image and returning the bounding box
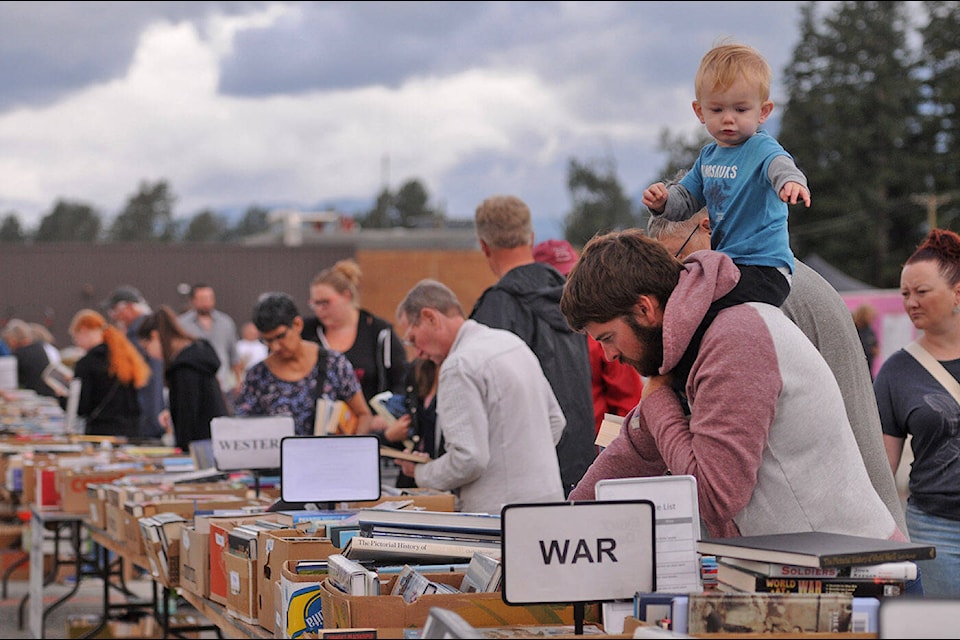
[768,155,809,194]
[653,183,703,222]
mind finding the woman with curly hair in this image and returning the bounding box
[68,309,151,439]
[875,227,960,597]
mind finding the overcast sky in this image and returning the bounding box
[0,1,819,239]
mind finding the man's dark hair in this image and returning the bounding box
[561,229,682,331]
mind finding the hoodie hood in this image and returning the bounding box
[660,250,740,374]
[485,262,573,333]
[167,339,222,377]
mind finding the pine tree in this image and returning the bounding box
[778,1,924,287]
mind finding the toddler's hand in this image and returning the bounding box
[642,182,669,212]
[780,182,811,207]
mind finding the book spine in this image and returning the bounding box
[348,534,499,560]
[819,549,935,567]
[729,576,905,597]
[722,558,840,578]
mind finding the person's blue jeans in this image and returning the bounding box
[906,502,959,597]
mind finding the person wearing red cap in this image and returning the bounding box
[533,239,643,440]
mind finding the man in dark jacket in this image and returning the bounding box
[470,195,596,496]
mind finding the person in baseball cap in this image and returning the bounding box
[533,238,579,277]
[104,285,146,310]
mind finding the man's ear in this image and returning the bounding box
[631,295,660,325]
[699,216,712,235]
[420,308,440,327]
[478,239,492,258]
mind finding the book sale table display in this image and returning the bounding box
[3,387,954,639]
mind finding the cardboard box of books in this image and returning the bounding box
[58,469,131,514]
[318,569,598,632]
[206,513,287,606]
[179,524,208,598]
[140,516,186,588]
[224,548,258,624]
[258,528,340,631]
[280,559,332,638]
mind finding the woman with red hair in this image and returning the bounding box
[68,309,151,439]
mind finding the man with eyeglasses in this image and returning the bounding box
[393,279,565,515]
[646,209,909,541]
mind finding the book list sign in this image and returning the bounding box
[501,500,655,633]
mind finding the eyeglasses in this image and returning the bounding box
[309,298,331,308]
[674,225,700,259]
[259,327,289,346]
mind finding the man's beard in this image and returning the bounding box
[622,314,664,377]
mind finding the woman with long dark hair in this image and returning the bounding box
[137,305,227,451]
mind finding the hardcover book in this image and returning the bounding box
[342,533,501,564]
[696,531,936,568]
[356,508,501,536]
[378,446,429,464]
[717,561,904,597]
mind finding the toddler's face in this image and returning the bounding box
[693,77,772,147]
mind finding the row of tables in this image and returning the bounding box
[24,505,265,639]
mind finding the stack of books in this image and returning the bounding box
[342,508,502,564]
[696,531,934,599]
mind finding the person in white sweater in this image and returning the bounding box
[394,278,565,514]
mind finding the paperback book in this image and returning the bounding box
[327,553,380,596]
[720,556,918,580]
[696,531,936,568]
[459,552,503,593]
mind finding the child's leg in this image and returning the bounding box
[721,265,790,308]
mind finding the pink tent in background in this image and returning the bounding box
[801,254,914,379]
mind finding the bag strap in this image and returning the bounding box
[376,328,391,392]
[87,380,121,423]
[903,340,960,404]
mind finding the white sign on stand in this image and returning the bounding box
[280,435,382,504]
[501,500,655,605]
[209,415,295,471]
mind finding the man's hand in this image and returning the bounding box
[780,181,811,207]
[642,182,669,212]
